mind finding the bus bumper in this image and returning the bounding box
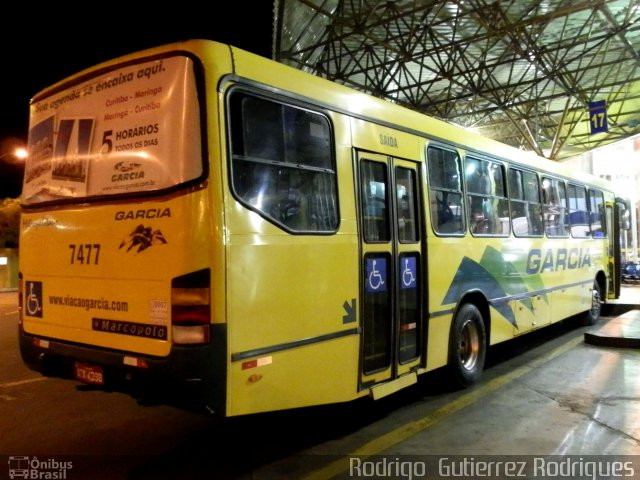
[18,324,227,415]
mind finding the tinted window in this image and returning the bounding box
[541,177,568,237]
[396,167,419,243]
[229,92,338,232]
[427,146,464,235]
[589,189,606,238]
[361,161,390,242]
[508,168,543,236]
[465,157,508,235]
[567,184,589,238]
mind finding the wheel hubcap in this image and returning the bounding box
[459,318,480,371]
[591,285,601,317]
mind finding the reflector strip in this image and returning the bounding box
[123,356,149,368]
[241,356,273,370]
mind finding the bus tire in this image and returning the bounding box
[583,280,602,326]
[449,303,486,388]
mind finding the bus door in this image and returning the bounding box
[357,152,424,392]
[606,199,623,299]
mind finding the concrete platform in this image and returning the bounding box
[585,310,640,348]
[584,285,640,349]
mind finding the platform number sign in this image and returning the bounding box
[589,100,608,134]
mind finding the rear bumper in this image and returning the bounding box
[18,324,227,415]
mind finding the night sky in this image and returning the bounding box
[0,4,274,198]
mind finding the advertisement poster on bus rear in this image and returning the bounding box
[24,55,202,203]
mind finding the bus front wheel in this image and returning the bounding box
[449,303,487,388]
[583,280,602,326]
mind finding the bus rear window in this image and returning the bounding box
[23,55,204,204]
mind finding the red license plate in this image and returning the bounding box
[74,362,105,385]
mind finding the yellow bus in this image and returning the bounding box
[19,39,629,416]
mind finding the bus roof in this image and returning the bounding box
[30,38,614,193]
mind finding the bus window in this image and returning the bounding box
[508,167,543,237]
[589,189,606,238]
[465,157,508,235]
[361,161,390,242]
[542,177,568,237]
[396,168,419,243]
[619,198,631,231]
[229,92,338,232]
[568,184,590,238]
[427,146,464,235]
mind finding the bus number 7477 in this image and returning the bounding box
[69,244,101,265]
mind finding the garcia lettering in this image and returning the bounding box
[115,208,171,221]
[526,248,591,274]
[112,170,145,182]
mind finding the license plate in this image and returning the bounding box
[74,362,105,385]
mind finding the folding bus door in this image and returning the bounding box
[357,152,425,393]
[606,200,622,299]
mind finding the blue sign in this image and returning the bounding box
[366,257,387,293]
[589,100,608,134]
[25,281,43,317]
[400,256,417,289]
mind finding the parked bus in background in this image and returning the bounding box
[18,40,630,416]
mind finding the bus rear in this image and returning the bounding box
[18,45,224,411]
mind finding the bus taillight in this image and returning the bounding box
[171,269,211,345]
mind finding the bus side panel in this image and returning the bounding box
[218,99,362,414]
[425,233,606,358]
[534,238,606,324]
[228,334,361,416]
[425,315,451,371]
[224,234,361,416]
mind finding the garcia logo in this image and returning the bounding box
[526,247,591,274]
[112,160,144,183]
[119,224,167,254]
[114,208,171,221]
[113,160,141,172]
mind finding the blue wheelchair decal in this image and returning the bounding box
[400,256,417,289]
[366,257,387,293]
[25,281,43,317]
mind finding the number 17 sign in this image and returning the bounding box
[589,100,608,134]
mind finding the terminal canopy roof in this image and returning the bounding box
[273,0,640,160]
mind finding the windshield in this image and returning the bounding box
[23,54,204,204]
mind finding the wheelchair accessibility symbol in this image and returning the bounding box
[366,257,387,293]
[25,281,43,318]
[400,256,417,289]
[400,257,418,289]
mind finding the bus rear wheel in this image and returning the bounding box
[449,303,486,388]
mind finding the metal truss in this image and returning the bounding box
[274,0,640,160]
